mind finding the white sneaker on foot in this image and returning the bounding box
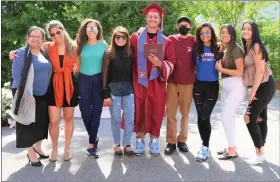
[245,155,266,165]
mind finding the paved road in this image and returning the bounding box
[2,94,279,181]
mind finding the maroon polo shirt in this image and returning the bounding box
[168,34,196,85]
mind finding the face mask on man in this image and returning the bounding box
[178,26,190,35]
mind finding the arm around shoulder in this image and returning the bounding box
[42,42,51,52]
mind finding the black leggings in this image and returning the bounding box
[245,76,276,149]
[193,80,219,147]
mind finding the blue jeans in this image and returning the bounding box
[78,73,103,144]
[109,93,135,147]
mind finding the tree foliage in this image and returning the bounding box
[1,1,279,86]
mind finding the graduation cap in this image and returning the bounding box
[141,2,166,31]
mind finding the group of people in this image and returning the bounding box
[10,2,276,167]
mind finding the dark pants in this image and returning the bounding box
[246,76,276,148]
[78,73,103,144]
[193,80,219,147]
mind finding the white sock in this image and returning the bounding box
[256,155,266,161]
[151,138,158,143]
[202,145,208,151]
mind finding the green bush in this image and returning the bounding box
[1,82,13,122]
[270,57,280,80]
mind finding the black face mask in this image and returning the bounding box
[178,26,190,35]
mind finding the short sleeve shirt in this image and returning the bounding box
[221,44,244,78]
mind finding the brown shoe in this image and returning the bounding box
[63,151,72,161]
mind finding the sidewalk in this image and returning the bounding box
[2,94,279,181]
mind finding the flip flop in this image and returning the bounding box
[217,148,227,155]
[218,152,238,160]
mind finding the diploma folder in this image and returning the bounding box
[144,43,163,59]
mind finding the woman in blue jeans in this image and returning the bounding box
[76,19,108,159]
[102,26,135,156]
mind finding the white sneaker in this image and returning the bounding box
[245,155,266,165]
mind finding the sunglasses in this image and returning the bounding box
[200,31,211,36]
[86,26,98,32]
[50,30,61,37]
[115,35,127,40]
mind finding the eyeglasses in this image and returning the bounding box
[200,31,211,36]
[115,35,127,40]
[50,30,61,37]
[86,26,98,32]
[28,35,43,40]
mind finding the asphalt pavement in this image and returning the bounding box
[2,93,279,181]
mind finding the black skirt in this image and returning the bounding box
[47,72,79,107]
[12,89,49,148]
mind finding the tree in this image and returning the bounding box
[1,1,279,86]
[1,1,79,86]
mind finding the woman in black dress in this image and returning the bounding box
[11,26,52,167]
[44,20,78,162]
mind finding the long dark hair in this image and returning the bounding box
[241,21,269,62]
[77,19,103,56]
[195,23,219,60]
[107,26,133,58]
[220,24,238,62]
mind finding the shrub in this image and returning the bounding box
[1,82,13,122]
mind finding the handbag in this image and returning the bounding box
[11,63,36,125]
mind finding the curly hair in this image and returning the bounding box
[77,19,103,56]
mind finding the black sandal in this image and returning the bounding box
[218,152,238,160]
[124,145,135,156]
[114,145,123,156]
[33,147,49,159]
[217,148,227,155]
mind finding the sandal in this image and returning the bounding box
[114,145,123,156]
[33,147,49,159]
[218,152,238,160]
[217,148,227,155]
[124,145,135,156]
[49,151,58,162]
[63,151,72,161]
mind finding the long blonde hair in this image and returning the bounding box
[46,20,75,57]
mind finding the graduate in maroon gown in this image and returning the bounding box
[130,2,176,156]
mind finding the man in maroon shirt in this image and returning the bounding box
[165,16,196,155]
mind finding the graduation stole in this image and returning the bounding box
[137,27,165,88]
